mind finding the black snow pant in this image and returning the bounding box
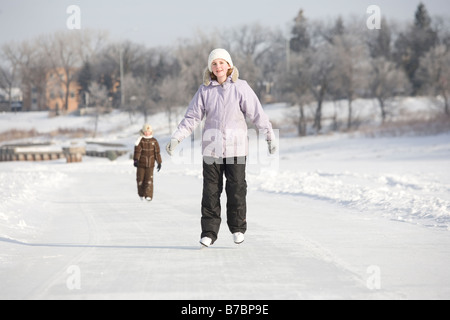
[201,156,247,244]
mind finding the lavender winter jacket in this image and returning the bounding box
[172,68,274,158]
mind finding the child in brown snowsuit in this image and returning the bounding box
[134,124,162,201]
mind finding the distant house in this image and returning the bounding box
[45,67,81,114]
[0,87,23,112]
[22,84,41,111]
[22,67,81,113]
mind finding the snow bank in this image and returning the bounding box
[0,161,68,241]
[167,131,450,231]
[249,170,450,229]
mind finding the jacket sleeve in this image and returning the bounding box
[133,138,142,162]
[154,140,162,165]
[239,81,275,141]
[172,86,205,142]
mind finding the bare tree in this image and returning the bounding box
[0,39,50,112]
[368,57,410,123]
[304,44,334,133]
[280,53,312,136]
[123,74,159,123]
[329,31,371,130]
[88,82,110,138]
[227,23,283,98]
[158,75,189,134]
[176,32,218,96]
[416,45,450,115]
[40,32,82,113]
[0,43,20,112]
[40,30,108,114]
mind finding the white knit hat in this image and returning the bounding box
[208,48,233,72]
[142,124,152,132]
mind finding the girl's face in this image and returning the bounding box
[144,130,152,137]
[211,59,231,81]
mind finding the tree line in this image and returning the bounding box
[1,3,449,135]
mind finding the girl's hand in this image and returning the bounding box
[166,139,180,156]
[267,140,277,155]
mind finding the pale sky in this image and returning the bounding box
[0,0,449,47]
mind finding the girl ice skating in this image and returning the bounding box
[166,48,276,247]
[134,124,162,201]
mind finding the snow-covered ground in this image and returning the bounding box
[1,101,450,300]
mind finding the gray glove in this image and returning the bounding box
[267,140,277,155]
[166,138,180,156]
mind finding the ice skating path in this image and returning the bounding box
[1,159,449,300]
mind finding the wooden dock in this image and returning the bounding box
[0,143,85,163]
[0,142,128,163]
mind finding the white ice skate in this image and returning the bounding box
[200,237,212,247]
[145,197,152,202]
[233,232,245,244]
